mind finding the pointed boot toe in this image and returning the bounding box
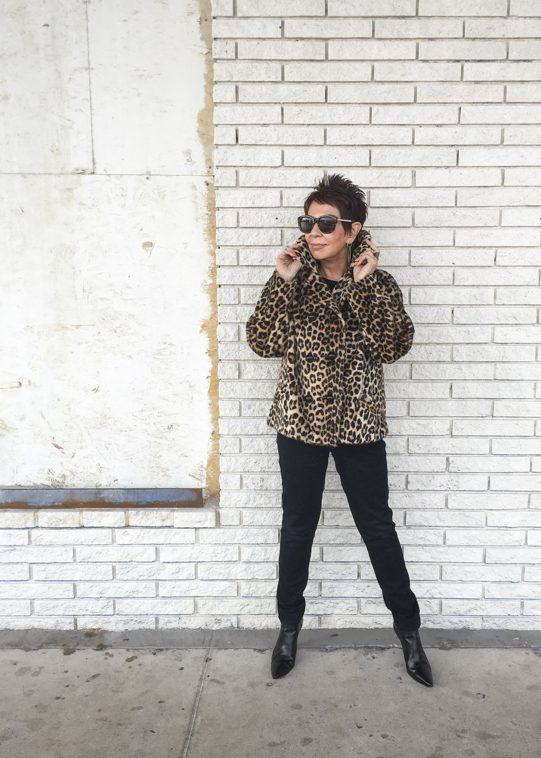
[271,620,303,679]
[409,660,433,688]
[272,657,295,679]
[393,623,434,688]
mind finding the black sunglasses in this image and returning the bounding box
[297,214,354,234]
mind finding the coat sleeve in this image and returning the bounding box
[343,268,415,364]
[245,270,296,358]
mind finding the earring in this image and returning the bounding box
[346,241,352,265]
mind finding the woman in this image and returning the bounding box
[246,173,433,687]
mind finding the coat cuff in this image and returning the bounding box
[350,269,402,313]
[272,270,297,304]
[275,271,296,290]
[347,270,395,305]
[353,272,378,290]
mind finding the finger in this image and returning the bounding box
[353,251,372,262]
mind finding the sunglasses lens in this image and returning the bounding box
[297,215,340,233]
[318,215,337,233]
[298,216,314,233]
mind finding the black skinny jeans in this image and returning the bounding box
[276,431,421,633]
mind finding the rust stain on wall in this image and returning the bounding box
[196,0,219,498]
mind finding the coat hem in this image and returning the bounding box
[267,416,388,447]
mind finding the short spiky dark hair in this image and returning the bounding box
[303,172,368,237]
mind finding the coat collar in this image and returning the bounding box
[293,234,365,284]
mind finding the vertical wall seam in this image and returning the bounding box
[84,0,96,174]
[198,0,219,498]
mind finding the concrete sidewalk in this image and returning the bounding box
[0,628,540,758]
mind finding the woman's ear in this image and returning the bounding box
[349,221,363,242]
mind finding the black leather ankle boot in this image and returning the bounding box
[271,619,303,679]
[393,622,433,687]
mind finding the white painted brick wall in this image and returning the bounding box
[212,0,541,633]
[0,1,540,633]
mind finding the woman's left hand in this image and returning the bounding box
[350,238,380,283]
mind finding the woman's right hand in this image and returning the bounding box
[276,242,303,283]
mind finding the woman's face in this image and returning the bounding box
[304,201,362,265]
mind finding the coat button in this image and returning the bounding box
[306,353,316,362]
[329,313,338,323]
[308,311,317,321]
[325,392,334,402]
[304,394,314,403]
[327,351,337,361]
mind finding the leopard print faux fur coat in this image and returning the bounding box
[245,233,415,446]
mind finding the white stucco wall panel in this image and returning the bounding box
[0,174,212,487]
[88,0,208,175]
[0,0,92,173]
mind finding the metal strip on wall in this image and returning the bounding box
[0,488,204,508]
